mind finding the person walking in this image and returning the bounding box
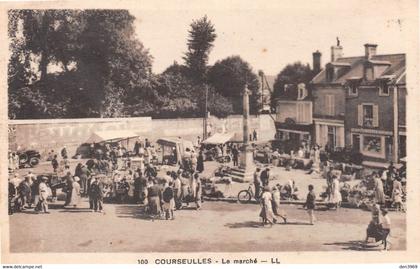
[38,177,50,214]
[147,179,162,219]
[373,173,386,205]
[18,176,31,211]
[259,186,276,226]
[31,176,40,211]
[328,176,342,209]
[195,175,203,210]
[191,150,198,172]
[260,168,270,187]
[253,168,262,199]
[162,182,175,220]
[89,176,104,213]
[232,145,239,167]
[61,146,68,160]
[392,177,403,211]
[51,155,59,173]
[304,184,316,225]
[68,176,81,208]
[272,185,287,223]
[196,150,204,173]
[180,173,190,205]
[253,129,257,141]
[173,172,182,210]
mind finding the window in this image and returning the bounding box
[378,80,390,96]
[297,83,307,100]
[347,84,358,96]
[363,105,373,127]
[325,95,335,116]
[362,135,385,158]
[358,103,379,127]
[327,126,336,148]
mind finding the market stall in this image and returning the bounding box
[156,138,194,165]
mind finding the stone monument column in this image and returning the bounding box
[239,84,255,181]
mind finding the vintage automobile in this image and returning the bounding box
[18,150,41,168]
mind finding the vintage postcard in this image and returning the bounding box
[1,0,419,266]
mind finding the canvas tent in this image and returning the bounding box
[85,130,139,144]
[202,132,236,145]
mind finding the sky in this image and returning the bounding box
[131,0,412,76]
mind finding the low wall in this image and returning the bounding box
[8,115,276,159]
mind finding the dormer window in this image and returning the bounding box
[378,80,390,96]
[347,84,358,96]
[326,67,334,82]
[346,78,361,97]
[297,83,307,100]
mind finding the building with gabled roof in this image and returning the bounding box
[311,42,406,166]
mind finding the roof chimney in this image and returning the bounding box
[330,37,343,62]
[312,50,321,73]
[364,43,377,59]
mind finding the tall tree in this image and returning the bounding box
[8,9,152,119]
[183,15,216,82]
[271,62,314,109]
[207,56,260,114]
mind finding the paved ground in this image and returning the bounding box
[15,159,356,200]
[10,159,406,252]
[9,198,406,252]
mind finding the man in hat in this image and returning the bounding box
[18,176,31,210]
[89,175,104,213]
[260,168,270,187]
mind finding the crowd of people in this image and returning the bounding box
[8,137,207,222]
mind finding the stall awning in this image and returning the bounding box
[85,130,139,144]
[202,132,235,145]
[156,138,194,151]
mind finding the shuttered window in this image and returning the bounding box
[372,104,379,127]
[325,95,334,116]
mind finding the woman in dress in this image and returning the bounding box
[38,177,50,214]
[392,177,403,211]
[69,176,81,208]
[329,176,342,209]
[373,173,386,205]
[259,186,276,226]
[147,179,162,219]
[271,185,287,223]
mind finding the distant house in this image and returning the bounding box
[312,43,406,165]
[274,83,313,149]
[273,51,321,151]
[311,44,347,151]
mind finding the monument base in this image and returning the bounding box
[227,147,255,183]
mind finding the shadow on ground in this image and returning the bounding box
[324,240,381,251]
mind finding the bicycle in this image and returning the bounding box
[237,184,261,204]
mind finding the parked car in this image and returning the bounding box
[18,150,41,168]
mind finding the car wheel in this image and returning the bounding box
[29,157,40,167]
[19,153,28,164]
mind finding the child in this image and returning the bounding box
[380,208,391,250]
[304,184,316,225]
[162,182,175,220]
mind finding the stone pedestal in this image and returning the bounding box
[239,147,255,182]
